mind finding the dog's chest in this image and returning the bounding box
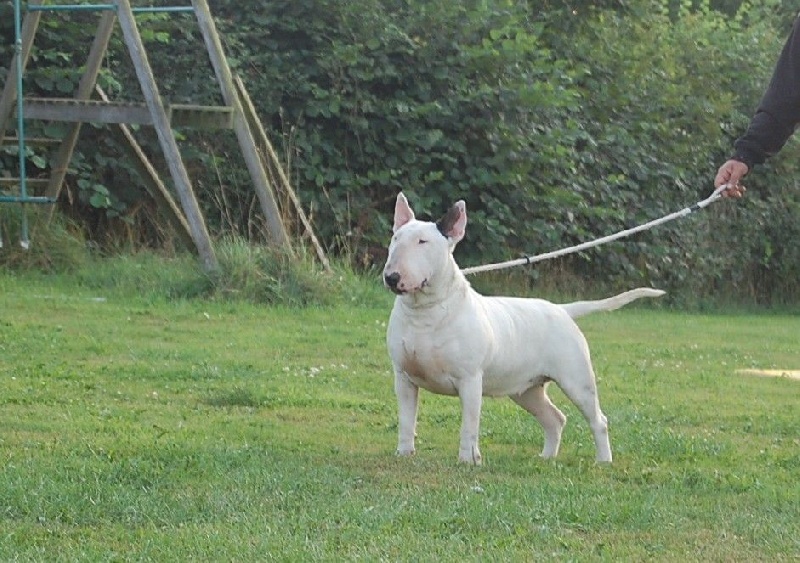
[396,335,460,395]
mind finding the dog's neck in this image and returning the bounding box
[397,254,471,312]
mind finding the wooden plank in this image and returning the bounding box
[2,136,62,146]
[20,98,234,129]
[117,0,218,273]
[22,98,153,124]
[0,178,49,188]
[168,104,234,129]
[192,0,291,250]
[234,75,330,272]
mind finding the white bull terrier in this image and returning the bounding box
[383,192,664,464]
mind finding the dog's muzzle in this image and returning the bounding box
[384,272,403,294]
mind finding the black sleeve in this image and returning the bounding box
[733,15,800,169]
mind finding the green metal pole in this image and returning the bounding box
[13,0,30,248]
[27,5,195,13]
[27,4,117,11]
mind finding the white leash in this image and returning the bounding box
[461,185,732,276]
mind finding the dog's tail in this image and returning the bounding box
[559,287,665,319]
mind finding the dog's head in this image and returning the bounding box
[382,192,466,296]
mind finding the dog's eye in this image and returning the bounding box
[418,239,428,245]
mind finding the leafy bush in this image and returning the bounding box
[535,3,786,294]
[210,0,800,303]
[1,0,798,304]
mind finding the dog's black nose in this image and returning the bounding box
[384,272,401,290]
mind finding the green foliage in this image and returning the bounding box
[1,0,798,303]
[215,0,590,260]
[208,0,800,302]
[536,5,772,291]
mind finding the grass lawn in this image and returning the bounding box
[1,272,798,561]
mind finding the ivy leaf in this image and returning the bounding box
[89,192,111,208]
[30,154,47,169]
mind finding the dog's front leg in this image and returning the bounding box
[457,376,483,465]
[394,370,419,456]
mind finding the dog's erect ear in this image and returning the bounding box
[436,200,467,243]
[393,192,415,233]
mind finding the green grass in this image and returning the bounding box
[1,270,798,561]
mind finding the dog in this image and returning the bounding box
[383,192,664,464]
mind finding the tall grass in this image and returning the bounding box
[0,206,88,272]
[212,238,367,307]
[1,232,387,307]
[1,213,798,311]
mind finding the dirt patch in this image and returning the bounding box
[736,369,800,381]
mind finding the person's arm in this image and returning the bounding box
[733,16,800,169]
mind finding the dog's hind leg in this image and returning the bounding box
[556,367,612,463]
[510,385,567,459]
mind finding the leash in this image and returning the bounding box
[461,185,732,276]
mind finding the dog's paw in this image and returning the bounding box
[458,447,482,465]
[396,446,416,457]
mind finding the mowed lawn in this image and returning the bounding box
[1,273,798,561]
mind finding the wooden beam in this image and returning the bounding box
[22,98,153,124]
[0,178,49,189]
[234,75,331,272]
[168,104,234,129]
[191,0,291,250]
[2,136,62,146]
[117,0,218,273]
[96,85,195,251]
[20,98,234,129]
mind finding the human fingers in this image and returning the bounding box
[714,160,748,194]
[724,184,746,198]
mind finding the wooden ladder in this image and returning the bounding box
[0,0,302,272]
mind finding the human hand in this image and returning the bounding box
[713,159,748,197]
